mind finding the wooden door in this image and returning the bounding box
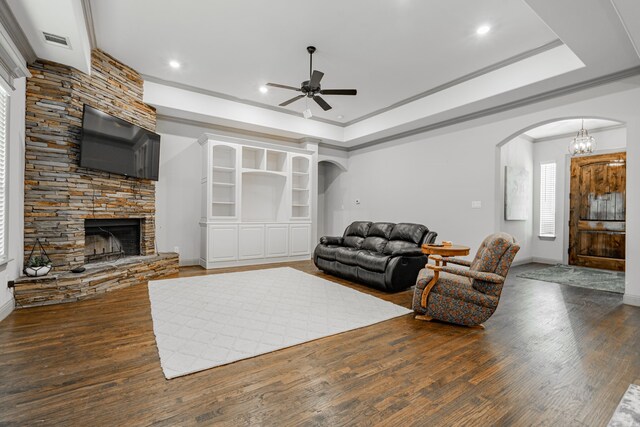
[569,152,626,271]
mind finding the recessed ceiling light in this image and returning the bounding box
[169,60,181,69]
[476,25,491,36]
[259,86,268,94]
[337,115,344,119]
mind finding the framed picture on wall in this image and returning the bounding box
[505,166,531,220]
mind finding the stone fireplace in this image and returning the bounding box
[84,219,142,264]
[14,50,179,308]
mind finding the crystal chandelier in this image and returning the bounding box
[569,119,596,156]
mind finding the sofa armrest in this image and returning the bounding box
[391,247,424,257]
[442,257,472,267]
[319,236,343,245]
[440,265,504,284]
[422,231,438,245]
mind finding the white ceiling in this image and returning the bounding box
[7,0,640,149]
[524,119,622,140]
[7,0,91,74]
[89,0,558,124]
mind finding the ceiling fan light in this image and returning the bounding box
[303,108,313,119]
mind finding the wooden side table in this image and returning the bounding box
[417,243,470,314]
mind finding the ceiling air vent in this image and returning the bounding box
[42,32,71,49]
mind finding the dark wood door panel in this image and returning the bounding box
[570,152,626,271]
[578,231,625,259]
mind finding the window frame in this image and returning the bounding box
[538,161,557,239]
[0,85,9,266]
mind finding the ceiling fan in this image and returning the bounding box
[266,46,357,112]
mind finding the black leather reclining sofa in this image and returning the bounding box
[313,221,437,292]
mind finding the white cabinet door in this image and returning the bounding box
[265,224,289,258]
[289,224,311,256]
[238,224,265,260]
[208,225,238,262]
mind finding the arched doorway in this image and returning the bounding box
[317,160,347,239]
[495,117,626,273]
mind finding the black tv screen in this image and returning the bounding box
[80,105,161,180]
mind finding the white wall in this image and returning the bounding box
[499,135,533,262]
[532,126,627,263]
[155,128,202,266]
[323,82,640,305]
[0,77,26,321]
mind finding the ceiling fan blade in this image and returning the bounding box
[279,94,305,107]
[266,83,301,91]
[313,95,332,111]
[309,70,324,88]
[320,89,357,96]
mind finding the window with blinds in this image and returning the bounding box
[0,87,6,261]
[539,162,556,237]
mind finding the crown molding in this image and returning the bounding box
[345,65,640,152]
[81,0,97,50]
[143,74,344,127]
[343,39,564,126]
[528,123,627,143]
[156,113,305,145]
[0,0,36,64]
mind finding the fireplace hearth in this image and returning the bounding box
[84,219,141,264]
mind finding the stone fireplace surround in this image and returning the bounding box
[14,50,178,308]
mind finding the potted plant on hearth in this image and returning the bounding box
[23,238,52,277]
[24,255,52,277]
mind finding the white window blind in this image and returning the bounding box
[539,162,556,237]
[0,87,7,261]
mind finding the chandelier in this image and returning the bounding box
[569,119,596,156]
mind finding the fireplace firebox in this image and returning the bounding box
[84,219,141,264]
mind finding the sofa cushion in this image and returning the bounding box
[315,244,339,261]
[368,222,395,239]
[335,247,361,265]
[343,236,365,248]
[361,236,388,253]
[343,221,371,238]
[389,223,428,244]
[383,240,418,255]
[356,251,391,273]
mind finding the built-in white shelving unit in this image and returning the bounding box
[199,134,314,269]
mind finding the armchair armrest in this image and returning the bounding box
[442,257,472,267]
[439,265,504,284]
[319,236,343,245]
[391,247,424,257]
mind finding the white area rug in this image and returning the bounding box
[148,267,412,379]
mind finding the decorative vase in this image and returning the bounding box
[24,264,52,277]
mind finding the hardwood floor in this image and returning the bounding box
[1,261,639,426]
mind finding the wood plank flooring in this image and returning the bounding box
[0,261,639,426]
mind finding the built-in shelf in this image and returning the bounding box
[241,168,287,177]
[211,144,237,218]
[213,165,235,172]
[200,135,313,269]
[291,155,310,218]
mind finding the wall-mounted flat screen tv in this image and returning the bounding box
[80,105,161,180]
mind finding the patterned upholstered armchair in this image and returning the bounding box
[412,233,520,327]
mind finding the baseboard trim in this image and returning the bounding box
[179,258,200,267]
[0,297,14,322]
[623,293,640,307]
[532,257,559,265]
[512,257,533,266]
